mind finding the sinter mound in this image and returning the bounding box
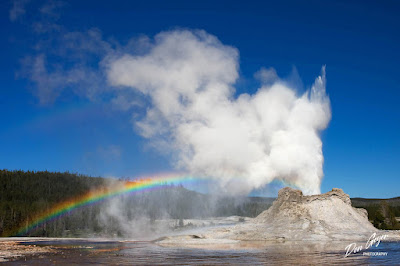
[202,187,379,241]
[254,187,377,240]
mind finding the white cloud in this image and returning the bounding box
[107,30,331,195]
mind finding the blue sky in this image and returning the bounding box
[1,0,399,197]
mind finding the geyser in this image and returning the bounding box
[107,29,331,195]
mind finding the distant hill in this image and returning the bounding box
[351,197,400,207]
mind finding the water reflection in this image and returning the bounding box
[7,239,400,265]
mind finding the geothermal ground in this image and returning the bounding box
[2,187,400,263]
[158,187,400,246]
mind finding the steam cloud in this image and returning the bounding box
[107,30,331,195]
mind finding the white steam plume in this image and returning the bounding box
[107,30,331,195]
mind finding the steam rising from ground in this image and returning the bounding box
[107,30,331,195]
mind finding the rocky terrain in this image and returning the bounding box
[158,187,400,245]
[0,238,58,262]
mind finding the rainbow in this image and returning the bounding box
[13,174,201,236]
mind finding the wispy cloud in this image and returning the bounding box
[9,0,30,22]
[20,26,114,104]
[21,52,107,104]
[254,67,279,85]
[39,0,65,18]
[15,2,146,108]
[97,145,122,161]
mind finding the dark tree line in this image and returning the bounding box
[0,170,106,236]
[0,170,273,237]
[351,198,400,230]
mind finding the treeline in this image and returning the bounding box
[0,170,107,237]
[0,170,272,237]
[351,198,400,230]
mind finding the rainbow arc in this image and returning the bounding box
[13,174,199,236]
